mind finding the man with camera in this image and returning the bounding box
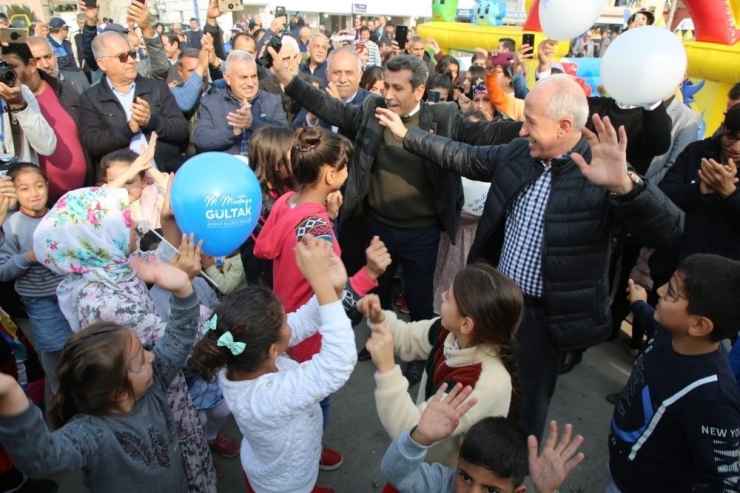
[195,50,286,156]
[79,30,188,170]
[0,42,88,202]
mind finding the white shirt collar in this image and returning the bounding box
[402,102,421,120]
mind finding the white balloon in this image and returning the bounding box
[601,26,687,106]
[539,0,603,41]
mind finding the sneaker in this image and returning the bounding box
[17,479,59,493]
[394,293,409,314]
[606,392,621,405]
[209,431,240,458]
[213,461,224,479]
[319,447,344,471]
[403,360,425,387]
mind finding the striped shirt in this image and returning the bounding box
[0,211,63,298]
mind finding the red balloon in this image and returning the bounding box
[683,0,740,45]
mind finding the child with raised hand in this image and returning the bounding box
[359,264,524,466]
[0,163,71,393]
[101,133,169,229]
[0,248,202,493]
[189,234,356,493]
[253,126,391,469]
[381,382,585,493]
[608,255,740,493]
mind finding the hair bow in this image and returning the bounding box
[202,314,218,334]
[217,331,246,356]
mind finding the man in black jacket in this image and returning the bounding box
[376,74,684,439]
[269,48,522,367]
[79,31,189,170]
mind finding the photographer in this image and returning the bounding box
[0,45,56,166]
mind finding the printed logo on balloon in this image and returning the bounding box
[171,152,262,257]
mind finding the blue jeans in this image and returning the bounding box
[319,395,331,430]
[22,296,73,352]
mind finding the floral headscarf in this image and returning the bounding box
[33,187,137,330]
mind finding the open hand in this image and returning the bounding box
[365,322,396,373]
[537,39,557,69]
[572,115,633,194]
[375,108,407,140]
[411,383,477,446]
[131,252,194,298]
[172,234,204,280]
[528,421,585,493]
[207,0,223,20]
[79,1,99,24]
[128,1,151,31]
[515,43,534,74]
[132,97,152,127]
[295,234,333,285]
[364,235,391,280]
[132,132,158,173]
[425,36,440,54]
[357,294,385,324]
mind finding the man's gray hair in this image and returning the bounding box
[409,36,424,46]
[309,33,327,45]
[76,13,86,21]
[180,47,201,61]
[327,47,362,73]
[225,49,256,72]
[537,74,589,129]
[386,55,428,89]
[91,30,130,61]
[280,35,299,52]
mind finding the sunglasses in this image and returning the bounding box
[101,51,137,63]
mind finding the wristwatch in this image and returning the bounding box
[611,171,643,196]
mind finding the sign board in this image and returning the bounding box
[353,3,367,13]
[456,8,474,21]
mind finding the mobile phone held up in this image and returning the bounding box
[522,33,535,50]
[395,25,408,51]
[0,28,26,45]
[275,6,286,18]
[428,89,441,103]
[218,0,244,12]
[83,0,97,8]
[258,33,283,69]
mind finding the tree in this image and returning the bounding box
[6,4,39,24]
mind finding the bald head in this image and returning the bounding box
[520,74,589,160]
[92,30,130,61]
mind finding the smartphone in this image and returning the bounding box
[83,0,97,8]
[522,33,535,49]
[395,25,408,51]
[133,0,146,4]
[218,0,243,12]
[0,28,27,44]
[428,90,441,103]
[275,6,286,17]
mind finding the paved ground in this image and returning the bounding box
[44,317,636,493]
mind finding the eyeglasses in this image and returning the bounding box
[101,51,137,63]
[722,130,740,145]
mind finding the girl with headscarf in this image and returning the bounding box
[33,186,218,493]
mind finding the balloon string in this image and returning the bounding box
[146,228,221,290]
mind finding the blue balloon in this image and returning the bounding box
[171,152,262,257]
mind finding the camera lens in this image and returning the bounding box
[9,32,18,41]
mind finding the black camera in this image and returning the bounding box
[0,61,17,87]
[258,34,283,69]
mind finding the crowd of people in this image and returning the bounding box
[0,1,738,492]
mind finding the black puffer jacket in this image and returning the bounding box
[403,130,684,351]
[284,75,522,239]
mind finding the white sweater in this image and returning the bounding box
[219,297,356,493]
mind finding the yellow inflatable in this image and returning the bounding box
[418,0,740,136]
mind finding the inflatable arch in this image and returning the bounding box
[418,0,740,136]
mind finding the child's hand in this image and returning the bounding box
[160,172,176,224]
[326,191,343,220]
[132,245,194,298]
[295,234,336,304]
[627,279,648,305]
[528,421,585,493]
[200,254,216,270]
[327,252,348,296]
[357,294,385,324]
[364,236,391,281]
[411,382,477,447]
[132,132,158,175]
[172,234,203,280]
[24,250,37,264]
[365,322,395,373]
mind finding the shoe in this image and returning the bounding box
[17,479,59,493]
[394,293,404,306]
[319,447,344,471]
[358,347,371,361]
[403,360,425,387]
[312,487,335,493]
[213,460,224,479]
[398,298,409,314]
[209,431,240,458]
[606,392,621,405]
[558,351,583,375]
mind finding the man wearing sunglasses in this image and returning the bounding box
[78,30,188,172]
